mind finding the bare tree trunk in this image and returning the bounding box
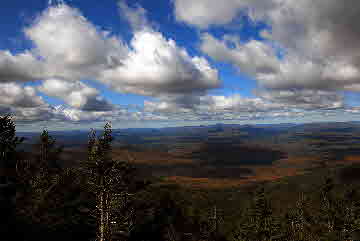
[99,175,105,241]
[99,190,104,241]
[98,177,112,241]
[106,192,111,241]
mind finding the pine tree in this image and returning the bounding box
[0,114,24,183]
[84,123,140,241]
[17,129,64,225]
[340,186,360,240]
[0,114,23,239]
[317,175,347,240]
[30,129,63,194]
[38,129,62,171]
[236,186,280,241]
[282,192,315,241]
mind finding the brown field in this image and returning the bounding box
[60,146,360,190]
[164,165,307,189]
[155,155,360,189]
[164,176,250,189]
[338,155,360,164]
[111,149,195,165]
[110,149,358,189]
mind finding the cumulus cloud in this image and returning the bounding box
[173,0,274,28]
[0,83,45,108]
[0,1,219,124]
[118,0,150,31]
[261,0,360,92]
[99,30,220,96]
[0,51,45,82]
[0,81,115,123]
[0,1,222,125]
[177,0,360,93]
[54,105,167,122]
[143,89,347,121]
[10,106,56,123]
[200,33,280,76]
[38,79,113,111]
[200,32,360,93]
[255,52,360,92]
[1,2,220,97]
[2,0,358,126]
[56,106,116,122]
[197,95,281,113]
[257,89,344,110]
[99,1,221,96]
[143,94,281,121]
[0,82,59,122]
[24,3,128,81]
[346,107,360,114]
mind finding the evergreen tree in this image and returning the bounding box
[236,186,281,241]
[282,192,316,241]
[318,176,336,237]
[316,175,348,240]
[37,129,62,171]
[0,114,23,240]
[16,128,65,228]
[339,186,360,240]
[84,123,141,241]
[0,114,24,183]
[30,129,63,194]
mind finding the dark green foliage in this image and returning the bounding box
[37,129,63,170]
[0,114,23,187]
[0,114,24,162]
[0,115,23,240]
[235,186,281,241]
[83,123,148,241]
[131,190,186,241]
[17,129,64,221]
[128,185,225,241]
[16,126,95,241]
[230,169,360,241]
[282,193,315,240]
[7,117,360,241]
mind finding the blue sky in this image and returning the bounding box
[0,0,359,131]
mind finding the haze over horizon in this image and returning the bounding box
[1,0,360,131]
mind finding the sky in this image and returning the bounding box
[1,0,359,131]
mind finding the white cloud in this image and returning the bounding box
[0,81,116,123]
[0,1,222,125]
[38,79,113,111]
[143,89,346,122]
[264,0,360,92]
[177,0,360,93]
[0,82,59,122]
[0,83,45,108]
[118,0,150,31]
[1,2,220,98]
[2,0,358,126]
[173,0,274,28]
[24,3,128,81]
[257,89,344,110]
[56,107,114,122]
[11,106,56,122]
[0,51,45,82]
[99,30,220,96]
[200,33,280,76]
[144,94,278,121]
[54,105,167,122]
[346,107,360,114]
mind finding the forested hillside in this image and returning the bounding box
[1,115,360,241]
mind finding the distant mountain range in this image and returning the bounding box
[17,121,360,150]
